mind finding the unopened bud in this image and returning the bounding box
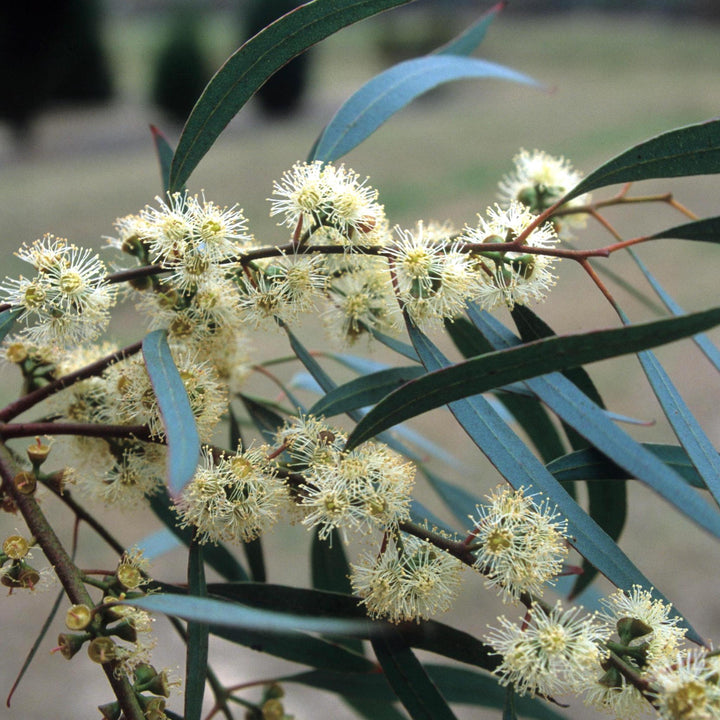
[56,632,90,660]
[1,560,40,589]
[98,700,122,720]
[261,698,285,720]
[5,342,28,364]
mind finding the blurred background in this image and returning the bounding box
[2,1,720,719]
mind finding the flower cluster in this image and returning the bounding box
[470,484,569,603]
[498,148,590,237]
[0,235,117,346]
[176,445,288,545]
[487,601,610,697]
[278,415,415,540]
[350,533,464,623]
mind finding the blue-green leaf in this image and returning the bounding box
[650,216,720,245]
[150,124,175,193]
[185,540,208,720]
[142,329,200,496]
[405,321,701,641]
[466,306,720,546]
[0,309,20,344]
[136,527,181,561]
[634,347,720,508]
[125,593,374,636]
[169,0,416,190]
[372,631,458,720]
[286,664,565,719]
[346,305,720,451]
[546,443,705,488]
[629,248,720,373]
[563,118,720,202]
[311,56,537,163]
[309,365,426,417]
[435,1,505,56]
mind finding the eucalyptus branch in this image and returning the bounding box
[0,444,145,720]
[0,340,143,423]
[0,421,152,442]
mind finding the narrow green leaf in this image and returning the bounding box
[370,327,420,361]
[311,528,364,655]
[435,1,505,56]
[150,124,175,193]
[446,316,566,464]
[404,322,702,641]
[346,305,720,451]
[312,528,353,595]
[242,537,266,583]
[125,593,375,636]
[311,56,537,163]
[142,329,200,496]
[629,247,720,373]
[148,489,249,581]
[309,365,426,417]
[636,347,720,505]
[238,394,287,444]
[286,665,565,719]
[0,308,20,343]
[206,580,501,672]
[563,118,720,202]
[185,540,208,720]
[546,443,705,488]
[212,623,375,672]
[510,305,618,598]
[169,0,416,190]
[372,631,458,720]
[343,697,408,720]
[503,686,518,720]
[650,215,720,244]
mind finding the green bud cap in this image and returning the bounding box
[617,616,653,644]
[98,701,122,720]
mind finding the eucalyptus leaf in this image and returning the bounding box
[142,329,200,496]
[563,118,720,202]
[346,305,720,450]
[169,0,416,190]
[150,124,175,193]
[311,56,537,163]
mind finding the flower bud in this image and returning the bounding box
[56,632,90,660]
[1,560,40,589]
[98,700,121,720]
[261,699,285,720]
